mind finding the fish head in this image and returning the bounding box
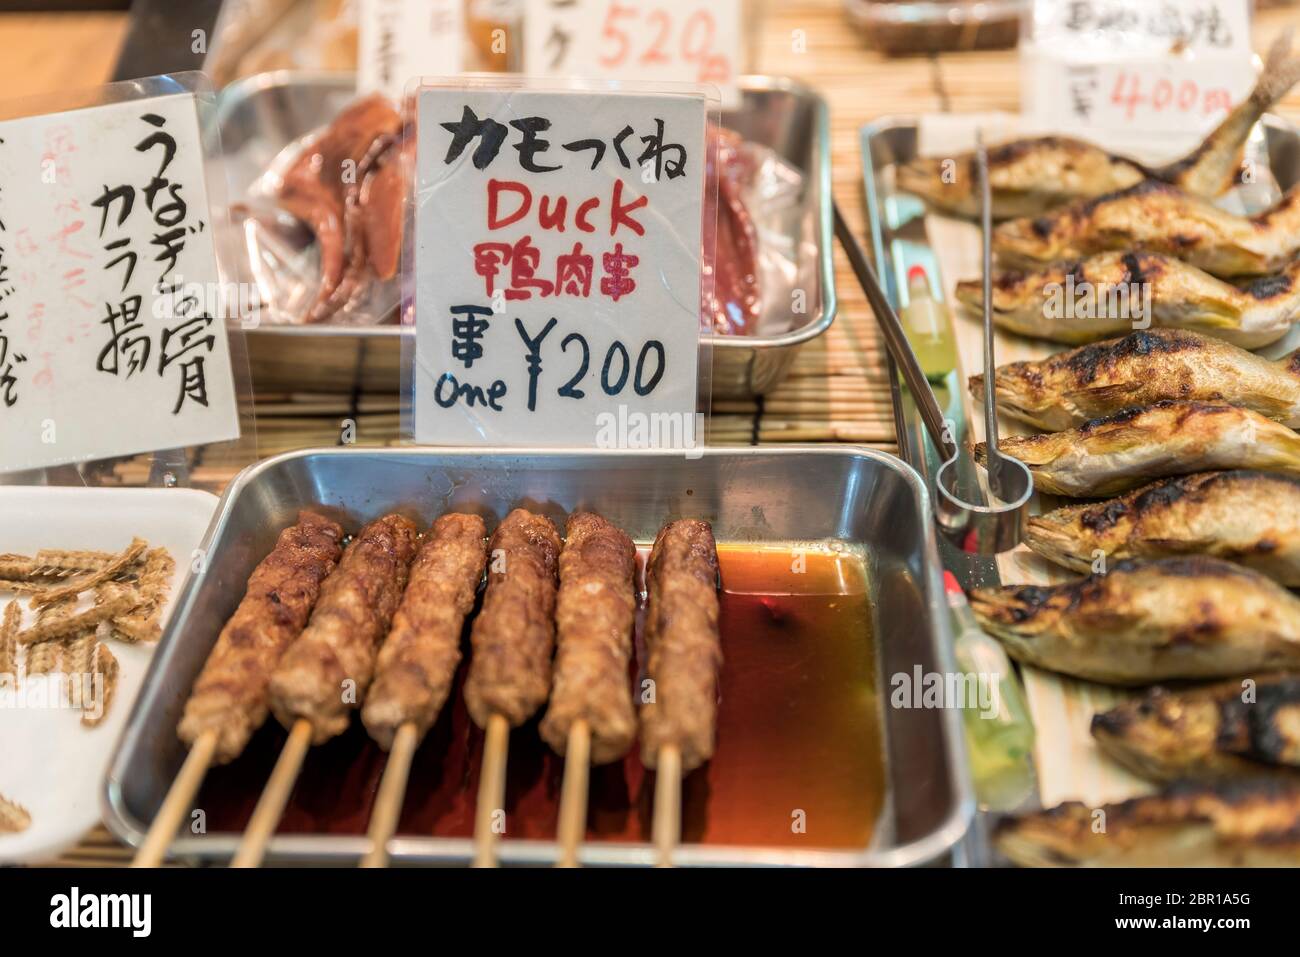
[1023,509,1095,572]
[968,582,1071,661]
[994,802,1110,866]
[992,212,1066,265]
[969,362,1067,431]
[1091,687,1220,777]
[896,157,976,216]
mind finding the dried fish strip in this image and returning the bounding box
[0,793,30,834]
[105,548,174,643]
[31,538,146,607]
[17,591,135,647]
[0,602,19,684]
[83,643,119,728]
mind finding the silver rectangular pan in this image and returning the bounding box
[214,72,837,400]
[103,446,970,866]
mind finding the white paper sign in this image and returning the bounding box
[413,86,706,447]
[523,0,740,108]
[0,92,240,473]
[1021,0,1254,152]
[358,0,465,102]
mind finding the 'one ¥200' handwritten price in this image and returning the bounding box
[0,92,240,473]
[413,88,706,447]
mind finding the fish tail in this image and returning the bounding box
[1161,29,1300,197]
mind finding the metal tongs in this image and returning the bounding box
[834,133,1032,554]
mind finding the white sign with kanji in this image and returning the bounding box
[0,91,240,473]
[358,0,464,102]
[412,86,707,447]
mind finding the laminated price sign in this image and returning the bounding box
[523,0,742,108]
[1022,0,1255,151]
[409,81,713,448]
[0,86,241,474]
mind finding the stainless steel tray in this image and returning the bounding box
[103,446,971,866]
[214,71,836,400]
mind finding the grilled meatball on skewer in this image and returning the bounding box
[463,509,562,729]
[640,519,722,774]
[268,513,420,743]
[540,512,638,765]
[362,513,488,750]
[178,510,344,764]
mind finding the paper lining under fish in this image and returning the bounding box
[994,181,1300,278]
[898,31,1300,219]
[1090,678,1300,783]
[955,252,1300,348]
[974,400,1300,497]
[969,330,1300,431]
[995,779,1300,867]
[968,557,1300,685]
[1025,470,1300,586]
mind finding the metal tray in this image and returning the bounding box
[214,71,836,400]
[103,446,971,866]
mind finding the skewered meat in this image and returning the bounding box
[969,330,1300,432]
[268,513,419,744]
[969,557,1300,685]
[539,513,638,765]
[277,94,403,323]
[178,510,343,764]
[1091,677,1300,783]
[994,181,1300,278]
[956,252,1300,349]
[362,513,488,750]
[898,31,1300,219]
[463,509,562,729]
[640,519,722,773]
[996,779,1300,867]
[974,400,1300,497]
[1026,471,1300,586]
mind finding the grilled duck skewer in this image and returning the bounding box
[996,780,1300,867]
[898,31,1300,219]
[133,511,344,868]
[969,330,1300,431]
[464,509,562,868]
[233,513,419,868]
[969,557,1300,686]
[994,181,1300,278]
[1091,677,1300,783]
[956,252,1300,349]
[974,400,1300,497]
[1026,471,1300,586]
[359,513,488,868]
[641,520,722,867]
[539,513,638,868]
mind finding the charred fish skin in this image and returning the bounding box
[969,330,1300,432]
[1090,677,1300,784]
[957,252,1300,350]
[995,779,1300,867]
[897,136,1147,219]
[1026,470,1300,585]
[968,557,1300,686]
[993,181,1300,279]
[975,400,1300,498]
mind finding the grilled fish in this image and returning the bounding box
[955,252,1300,348]
[974,400,1300,497]
[969,330,1300,431]
[968,557,1300,685]
[1026,471,1300,585]
[994,180,1300,278]
[897,31,1300,219]
[995,779,1300,867]
[1091,678,1300,783]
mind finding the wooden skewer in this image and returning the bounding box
[652,744,682,868]
[230,718,312,868]
[554,720,591,868]
[131,729,218,867]
[472,713,510,868]
[360,721,418,868]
